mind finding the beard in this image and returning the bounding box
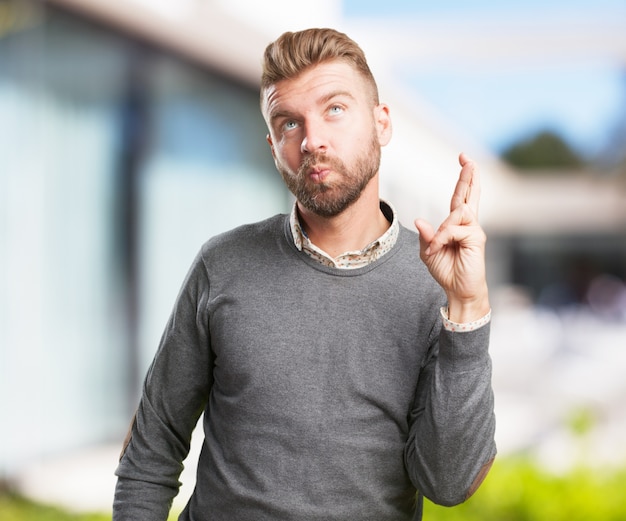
[275,132,381,218]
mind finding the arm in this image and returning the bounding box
[404,324,496,505]
[408,153,496,504]
[113,252,213,520]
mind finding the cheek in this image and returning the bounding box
[275,141,302,170]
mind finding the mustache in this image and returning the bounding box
[298,153,343,174]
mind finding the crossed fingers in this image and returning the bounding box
[450,152,480,216]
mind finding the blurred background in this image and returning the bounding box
[1,0,625,518]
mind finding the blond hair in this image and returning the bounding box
[261,28,379,105]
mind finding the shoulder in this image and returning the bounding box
[198,214,288,263]
[394,224,428,274]
[391,224,445,298]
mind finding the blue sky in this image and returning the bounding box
[343,0,626,158]
[404,63,625,157]
[344,0,626,16]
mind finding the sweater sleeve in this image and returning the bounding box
[404,323,496,506]
[113,252,213,520]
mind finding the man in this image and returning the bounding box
[113,28,496,521]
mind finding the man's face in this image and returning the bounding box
[262,60,391,218]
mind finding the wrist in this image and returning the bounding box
[446,288,490,324]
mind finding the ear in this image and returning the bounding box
[374,104,392,147]
[266,134,276,159]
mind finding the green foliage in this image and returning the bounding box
[2,458,626,520]
[0,493,109,521]
[502,130,585,171]
[424,457,626,521]
[0,492,181,521]
[566,405,597,438]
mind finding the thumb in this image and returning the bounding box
[414,219,434,256]
[414,218,434,242]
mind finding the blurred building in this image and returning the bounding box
[2,0,626,495]
[0,0,292,475]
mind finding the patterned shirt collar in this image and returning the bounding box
[289,200,399,269]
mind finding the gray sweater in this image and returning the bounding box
[114,214,496,521]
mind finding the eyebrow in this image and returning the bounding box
[269,108,297,125]
[319,90,355,105]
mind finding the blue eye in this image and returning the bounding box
[329,105,344,115]
[283,120,298,131]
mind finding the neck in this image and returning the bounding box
[297,177,390,258]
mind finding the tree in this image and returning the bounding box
[501,130,584,171]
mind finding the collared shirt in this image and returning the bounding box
[289,200,491,332]
[290,200,398,269]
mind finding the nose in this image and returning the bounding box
[300,119,327,154]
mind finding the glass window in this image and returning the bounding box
[0,1,288,471]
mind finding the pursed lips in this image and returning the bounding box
[307,165,331,183]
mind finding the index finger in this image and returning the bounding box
[450,152,481,216]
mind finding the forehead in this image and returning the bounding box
[262,60,369,120]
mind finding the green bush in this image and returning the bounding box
[0,493,109,521]
[0,493,182,521]
[2,458,625,520]
[425,458,626,521]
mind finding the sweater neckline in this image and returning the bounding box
[281,214,407,276]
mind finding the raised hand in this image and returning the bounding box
[414,153,490,323]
